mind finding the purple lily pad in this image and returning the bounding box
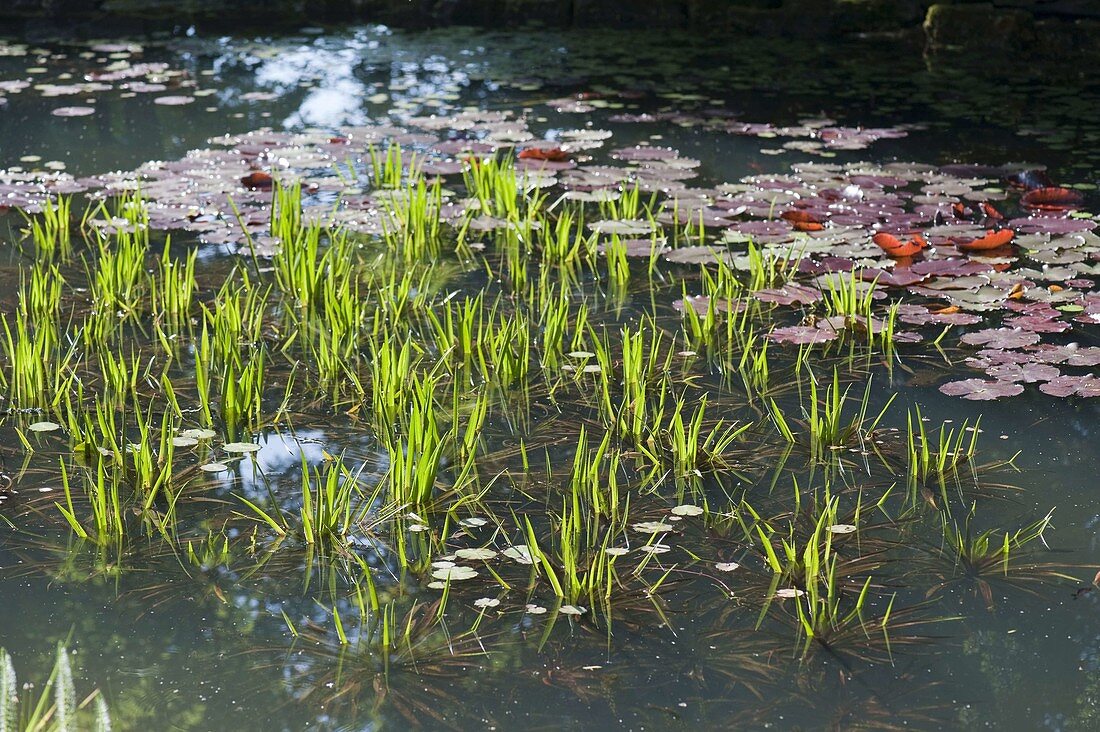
[959,328,1041,349]
[768,326,838,345]
[1004,314,1069,333]
[1008,216,1096,235]
[672,295,747,316]
[938,378,1025,400]
[863,267,927,288]
[910,259,993,277]
[754,284,823,306]
[1038,374,1100,398]
[986,363,1060,383]
[1029,344,1100,366]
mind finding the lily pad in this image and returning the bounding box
[223,442,262,453]
[430,566,478,582]
[938,378,1024,400]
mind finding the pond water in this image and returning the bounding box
[0,24,1099,731]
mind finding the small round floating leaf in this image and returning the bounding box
[525,604,547,614]
[200,462,228,472]
[604,547,629,556]
[153,95,195,106]
[431,566,478,582]
[639,544,671,554]
[670,504,704,517]
[502,546,534,564]
[775,588,805,599]
[52,106,94,117]
[181,428,216,439]
[473,597,500,609]
[715,562,740,572]
[559,605,586,616]
[827,524,857,535]
[28,421,60,432]
[223,442,261,453]
[455,547,498,561]
[171,436,198,448]
[460,517,488,528]
[633,521,674,533]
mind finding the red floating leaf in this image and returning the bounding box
[953,228,1015,251]
[1020,186,1084,211]
[781,209,820,224]
[518,146,569,162]
[980,202,1003,220]
[240,171,273,190]
[872,232,926,258]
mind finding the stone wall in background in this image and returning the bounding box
[0,0,1097,60]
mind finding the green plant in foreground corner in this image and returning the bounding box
[0,644,110,732]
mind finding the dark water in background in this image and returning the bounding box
[0,25,1098,730]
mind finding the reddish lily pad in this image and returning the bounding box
[938,378,1024,400]
[959,328,1040,349]
[1038,374,1100,397]
[985,363,1060,383]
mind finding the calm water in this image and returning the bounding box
[0,25,1099,731]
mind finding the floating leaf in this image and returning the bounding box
[959,328,1040,349]
[502,545,534,564]
[51,106,94,117]
[827,524,857,535]
[632,521,674,533]
[223,442,261,453]
[938,378,1024,400]
[1021,187,1084,211]
[431,566,478,582]
[775,588,805,598]
[455,547,498,561]
[1038,374,1100,398]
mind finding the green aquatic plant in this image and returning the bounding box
[931,504,1069,607]
[382,372,448,508]
[803,370,893,464]
[905,405,981,505]
[23,195,74,262]
[56,458,124,549]
[381,178,444,262]
[665,397,751,480]
[150,242,197,336]
[368,141,409,190]
[0,644,111,732]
